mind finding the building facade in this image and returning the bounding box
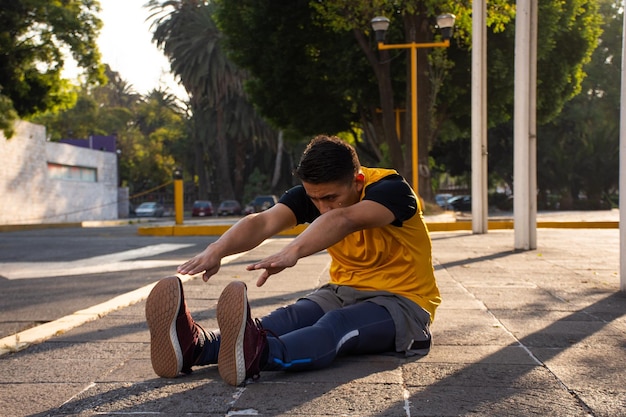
[0,121,119,224]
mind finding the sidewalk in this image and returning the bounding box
[136,209,620,236]
[1,228,624,416]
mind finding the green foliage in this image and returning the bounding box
[535,0,620,209]
[0,0,106,137]
[432,0,602,200]
[31,67,190,196]
[213,0,599,205]
[0,93,18,138]
[215,0,371,135]
[536,0,602,121]
[148,0,279,203]
[242,167,271,204]
[31,66,135,140]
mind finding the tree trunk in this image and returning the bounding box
[215,107,235,200]
[192,111,210,200]
[271,130,283,189]
[233,135,246,201]
[353,29,405,176]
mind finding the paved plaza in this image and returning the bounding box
[0,217,624,416]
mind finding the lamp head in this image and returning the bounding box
[370,16,390,43]
[436,13,456,41]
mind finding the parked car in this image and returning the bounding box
[135,202,164,217]
[191,200,214,217]
[435,193,453,208]
[251,195,278,213]
[217,200,242,216]
[243,201,255,215]
[446,195,471,212]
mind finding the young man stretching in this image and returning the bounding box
[145,135,440,386]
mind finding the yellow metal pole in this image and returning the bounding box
[174,179,183,225]
[376,40,449,198]
[395,108,402,138]
[410,45,419,195]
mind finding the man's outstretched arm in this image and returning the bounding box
[177,203,297,281]
[248,199,395,286]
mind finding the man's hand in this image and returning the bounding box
[177,247,221,282]
[246,247,299,287]
[176,205,298,284]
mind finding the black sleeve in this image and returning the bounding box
[362,174,417,226]
[278,185,321,225]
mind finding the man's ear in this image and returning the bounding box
[355,173,365,193]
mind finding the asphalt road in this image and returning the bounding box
[0,225,221,340]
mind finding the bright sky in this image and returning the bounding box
[65,0,187,100]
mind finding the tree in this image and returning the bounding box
[429,0,602,199]
[31,66,136,141]
[214,0,512,200]
[535,0,620,209]
[214,0,601,202]
[121,89,187,195]
[0,0,105,137]
[31,67,190,198]
[148,0,278,203]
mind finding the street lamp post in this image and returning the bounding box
[371,14,455,196]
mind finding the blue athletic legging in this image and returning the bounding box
[260,299,396,372]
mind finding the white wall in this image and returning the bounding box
[0,121,118,224]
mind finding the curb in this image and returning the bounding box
[0,218,153,233]
[138,220,619,236]
[0,247,265,357]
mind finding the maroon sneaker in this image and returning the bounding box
[145,276,205,378]
[217,281,268,386]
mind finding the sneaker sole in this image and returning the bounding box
[216,281,247,386]
[145,276,183,378]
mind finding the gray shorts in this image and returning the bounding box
[304,284,432,356]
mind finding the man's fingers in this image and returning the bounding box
[246,263,261,271]
[256,271,269,287]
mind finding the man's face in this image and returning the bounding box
[302,175,364,214]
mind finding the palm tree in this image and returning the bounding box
[93,65,142,109]
[147,0,276,202]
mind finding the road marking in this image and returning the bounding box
[0,243,194,279]
[0,240,276,356]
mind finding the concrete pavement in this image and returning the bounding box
[135,209,620,236]
[0,223,624,416]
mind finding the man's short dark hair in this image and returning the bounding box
[294,135,360,184]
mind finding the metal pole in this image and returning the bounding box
[174,179,183,225]
[514,0,531,249]
[471,0,488,234]
[376,40,450,198]
[411,45,419,196]
[528,0,538,249]
[619,1,626,292]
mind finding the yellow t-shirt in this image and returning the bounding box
[326,167,440,322]
[279,166,441,322]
